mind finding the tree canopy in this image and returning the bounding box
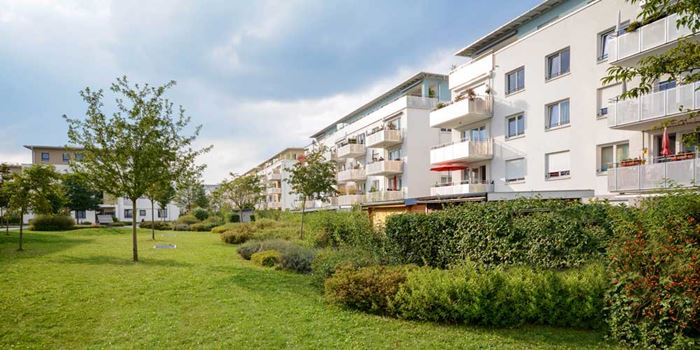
[220,173,264,216]
[63,173,102,223]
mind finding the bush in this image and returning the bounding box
[256,209,282,221]
[139,221,172,230]
[251,250,282,267]
[308,210,379,249]
[237,239,295,260]
[30,215,75,231]
[211,223,239,234]
[392,262,607,329]
[173,223,190,231]
[385,199,613,269]
[176,214,200,225]
[0,214,21,225]
[250,214,255,222]
[221,229,253,244]
[279,245,316,274]
[325,265,413,314]
[311,248,380,287]
[81,221,92,225]
[192,208,209,221]
[606,191,700,349]
[229,213,240,223]
[190,217,223,232]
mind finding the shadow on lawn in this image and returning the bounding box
[215,264,319,299]
[0,232,94,263]
[54,255,194,268]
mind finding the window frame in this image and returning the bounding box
[545,150,571,180]
[124,209,133,219]
[41,152,50,162]
[505,66,525,95]
[545,99,571,130]
[62,152,70,162]
[158,209,168,218]
[139,209,147,217]
[505,158,526,183]
[597,27,615,62]
[506,113,525,139]
[597,142,629,174]
[545,47,570,81]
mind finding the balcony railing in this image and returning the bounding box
[267,187,281,194]
[338,194,365,206]
[610,14,694,64]
[268,172,281,181]
[337,168,366,183]
[608,153,700,192]
[429,181,494,196]
[366,160,402,176]
[430,139,493,165]
[609,82,700,128]
[366,190,404,203]
[429,96,491,129]
[337,143,366,159]
[365,129,402,148]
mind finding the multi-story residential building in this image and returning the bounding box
[309,72,450,209]
[243,147,305,210]
[427,0,699,204]
[21,145,180,223]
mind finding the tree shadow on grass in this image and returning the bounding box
[0,232,94,263]
[214,264,320,299]
[54,255,194,268]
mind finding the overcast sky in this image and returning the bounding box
[0,0,538,183]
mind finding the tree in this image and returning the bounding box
[220,173,264,222]
[603,0,700,145]
[0,164,11,235]
[175,176,207,214]
[146,179,176,240]
[63,173,102,224]
[5,165,64,251]
[286,145,337,239]
[65,76,210,262]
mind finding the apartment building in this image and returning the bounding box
[243,147,304,210]
[427,0,699,203]
[22,145,180,223]
[309,72,450,209]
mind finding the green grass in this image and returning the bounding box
[0,228,623,349]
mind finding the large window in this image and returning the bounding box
[158,209,168,218]
[546,99,570,129]
[41,152,50,162]
[598,142,629,173]
[506,114,525,139]
[124,209,133,219]
[461,126,487,142]
[139,209,147,217]
[505,158,525,183]
[505,67,525,94]
[546,151,571,179]
[388,148,401,161]
[62,153,70,162]
[598,28,614,61]
[546,47,570,80]
[76,210,86,219]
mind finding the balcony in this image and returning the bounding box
[267,187,281,195]
[366,160,402,176]
[449,54,493,90]
[430,181,493,196]
[430,139,493,165]
[268,172,281,181]
[366,129,402,148]
[267,201,281,209]
[608,83,700,130]
[337,143,366,159]
[608,153,700,192]
[337,168,366,183]
[429,97,491,129]
[366,190,404,203]
[609,14,695,66]
[338,194,365,206]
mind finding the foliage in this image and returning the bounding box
[311,247,381,287]
[65,76,210,261]
[176,214,200,225]
[139,221,173,230]
[220,229,253,244]
[0,163,13,232]
[324,265,413,315]
[393,262,608,329]
[237,239,296,260]
[251,250,282,267]
[62,173,102,223]
[229,213,240,223]
[307,210,379,249]
[175,178,209,214]
[256,209,282,221]
[192,207,209,221]
[385,199,613,269]
[189,217,223,232]
[278,245,316,274]
[219,173,264,216]
[29,214,76,231]
[173,223,190,231]
[606,191,700,349]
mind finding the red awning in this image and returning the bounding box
[430,162,468,172]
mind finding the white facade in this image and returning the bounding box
[245,148,304,211]
[429,0,699,202]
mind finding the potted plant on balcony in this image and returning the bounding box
[435,102,447,110]
[465,88,476,101]
[620,157,644,167]
[386,122,397,130]
[347,138,357,144]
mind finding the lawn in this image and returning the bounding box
[0,228,622,349]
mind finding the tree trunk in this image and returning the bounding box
[75,210,80,225]
[18,208,24,251]
[132,198,138,262]
[151,199,155,241]
[300,199,305,240]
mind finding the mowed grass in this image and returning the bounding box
[0,228,622,349]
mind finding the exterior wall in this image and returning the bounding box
[114,197,181,222]
[404,108,441,197]
[247,148,304,211]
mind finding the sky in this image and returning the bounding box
[0,0,539,183]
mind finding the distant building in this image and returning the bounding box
[243,147,305,211]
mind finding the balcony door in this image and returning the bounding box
[654,132,676,157]
[462,165,486,184]
[460,125,488,142]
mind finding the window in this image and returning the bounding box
[598,142,629,173]
[124,209,133,219]
[76,210,86,219]
[597,84,622,118]
[139,209,147,217]
[75,153,84,161]
[461,126,487,141]
[655,79,677,92]
[388,148,401,161]
[546,151,571,179]
[546,47,570,80]
[546,99,570,129]
[439,128,452,132]
[41,152,50,161]
[505,67,525,94]
[598,28,614,61]
[506,114,525,138]
[158,209,168,218]
[505,158,525,183]
[439,175,452,185]
[62,153,70,162]
[682,132,700,152]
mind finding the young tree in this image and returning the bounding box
[146,180,175,240]
[65,76,210,262]
[0,164,11,235]
[286,145,337,239]
[63,173,102,224]
[221,173,264,223]
[603,0,700,144]
[5,165,64,251]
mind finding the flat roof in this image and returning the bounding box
[23,145,83,151]
[310,71,447,139]
[454,0,564,57]
[243,147,306,175]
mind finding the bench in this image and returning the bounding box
[97,215,113,225]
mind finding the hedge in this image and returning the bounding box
[139,221,172,230]
[251,250,281,267]
[29,215,75,231]
[324,265,414,314]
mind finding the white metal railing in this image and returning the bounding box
[366,190,404,202]
[609,82,700,127]
[337,168,366,183]
[610,14,693,62]
[430,181,493,196]
[608,153,700,192]
[366,160,403,175]
[430,139,493,164]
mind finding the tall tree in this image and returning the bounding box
[0,164,11,235]
[5,165,64,251]
[63,173,102,224]
[65,76,210,262]
[603,0,700,144]
[286,145,337,239]
[174,174,207,214]
[221,173,264,222]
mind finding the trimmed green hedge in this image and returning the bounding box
[325,265,413,314]
[139,221,172,230]
[251,250,281,267]
[30,215,75,231]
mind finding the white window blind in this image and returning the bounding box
[597,84,621,117]
[546,151,570,178]
[505,158,525,182]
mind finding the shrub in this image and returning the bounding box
[392,262,607,329]
[311,248,380,286]
[229,213,240,223]
[192,208,209,221]
[221,229,253,244]
[190,217,223,232]
[237,239,295,260]
[139,221,172,230]
[0,214,21,225]
[176,214,200,225]
[250,214,255,222]
[279,245,316,274]
[308,210,379,249]
[606,191,700,349]
[256,209,282,221]
[211,223,239,234]
[173,223,190,231]
[81,221,92,225]
[325,265,413,314]
[251,250,282,267]
[254,218,278,230]
[29,215,75,231]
